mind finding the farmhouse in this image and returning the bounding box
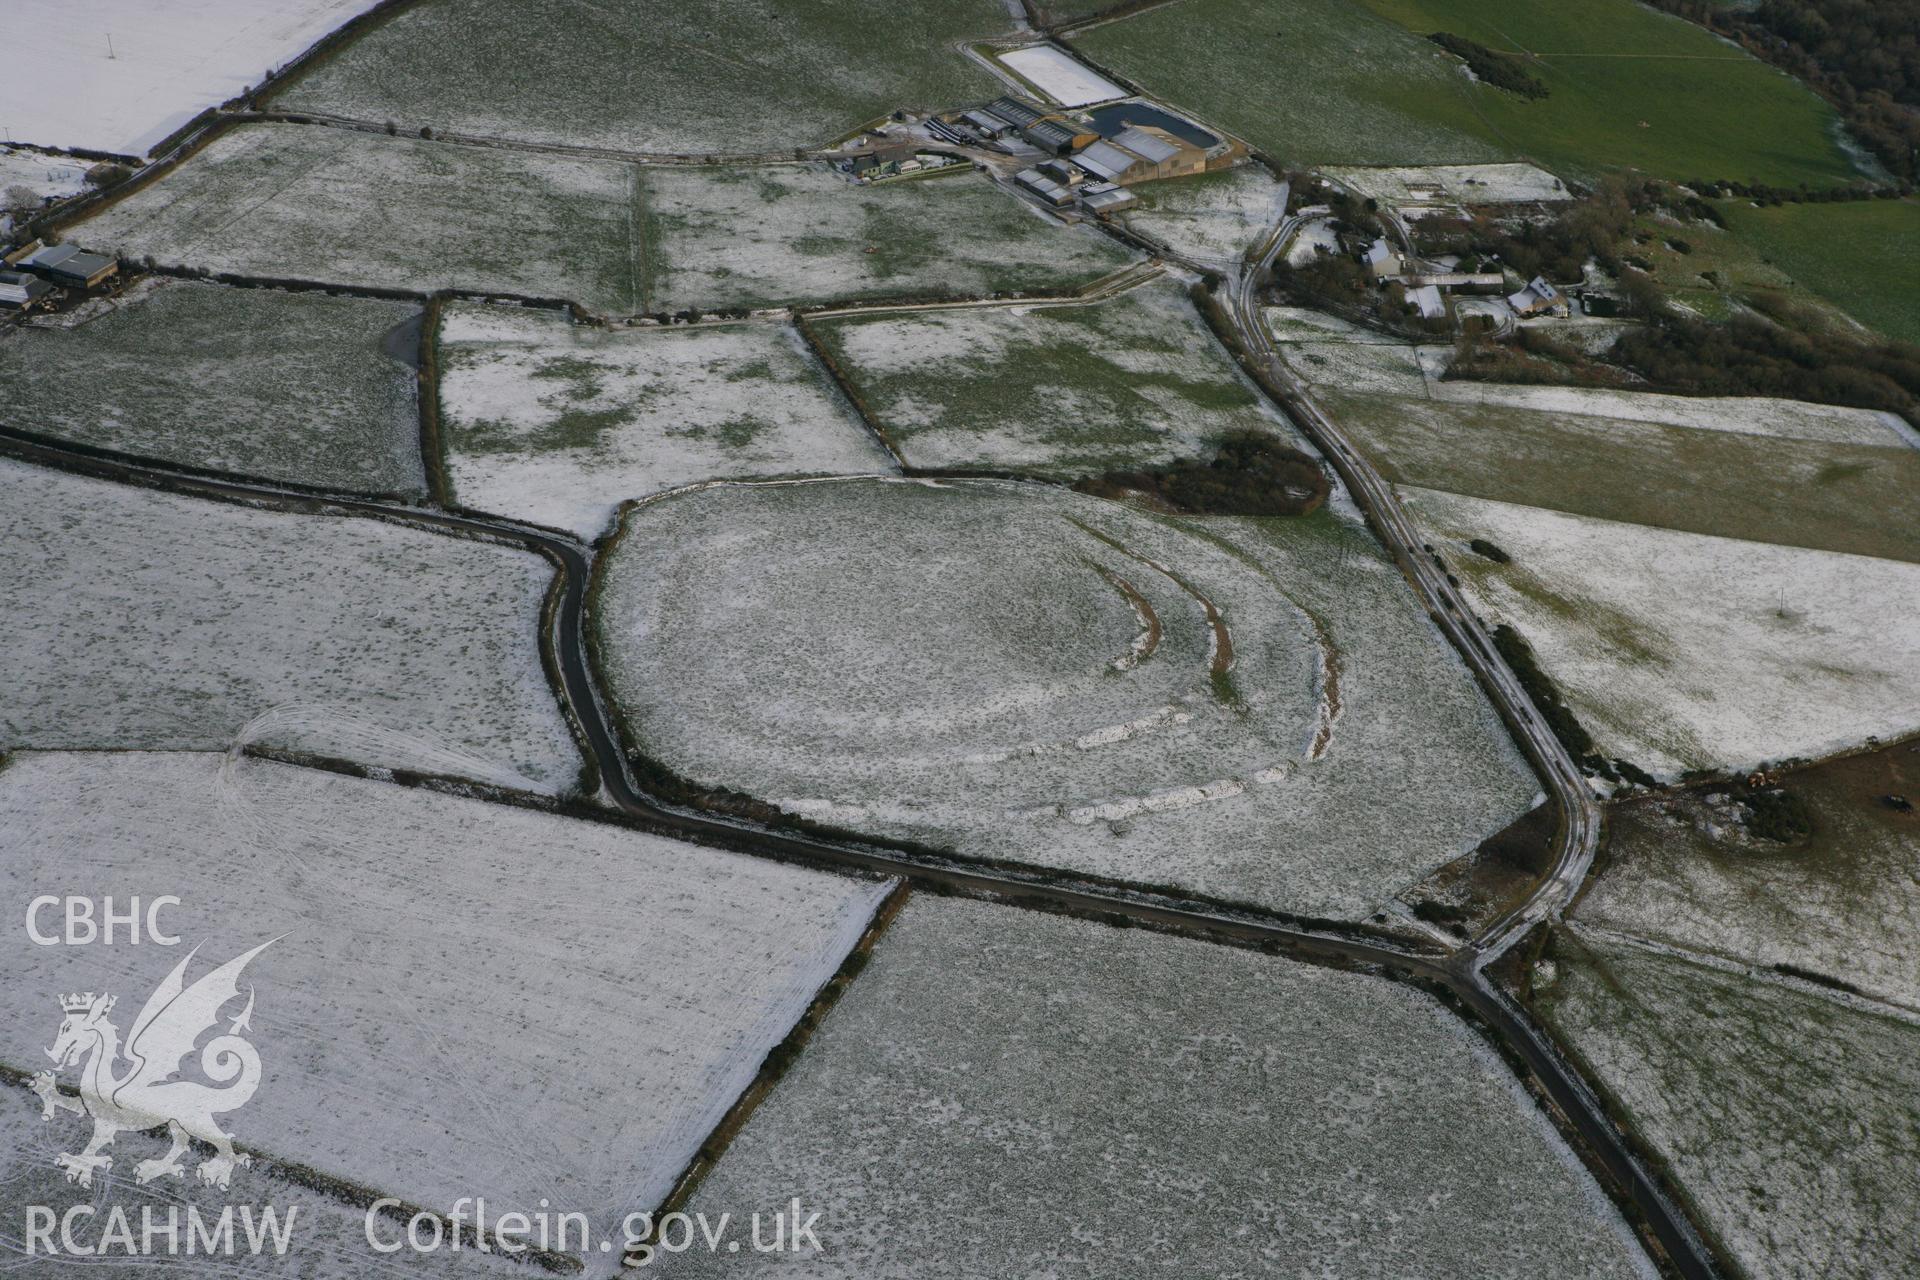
[1365,238,1401,279]
[17,241,118,288]
[1507,275,1567,318]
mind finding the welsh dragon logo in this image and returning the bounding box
[32,939,276,1191]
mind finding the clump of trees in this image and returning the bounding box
[1428,32,1550,100]
[1077,432,1330,517]
[1612,310,1920,418]
[1728,778,1815,842]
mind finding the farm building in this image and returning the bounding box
[1079,182,1137,214]
[1015,168,1074,207]
[1073,127,1204,185]
[0,269,54,309]
[1403,271,1505,293]
[17,241,118,288]
[1406,283,1446,320]
[1023,118,1095,156]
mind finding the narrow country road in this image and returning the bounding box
[1218,218,1715,1277]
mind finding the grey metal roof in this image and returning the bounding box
[1074,140,1137,181]
[1110,127,1180,164]
[987,96,1047,128]
[26,243,79,268]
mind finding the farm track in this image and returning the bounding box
[1,419,1716,1278]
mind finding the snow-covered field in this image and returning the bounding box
[641,164,1134,313]
[1536,929,1920,1280]
[1,279,423,495]
[1405,488,1920,777]
[1324,163,1571,206]
[74,124,646,313]
[997,44,1124,106]
[1119,166,1285,268]
[1575,780,1920,1011]
[0,460,580,791]
[595,478,1534,921]
[7,0,382,156]
[0,1082,539,1279]
[437,304,891,539]
[270,0,1006,156]
[658,896,1654,1278]
[0,752,891,1275]
[813,280,1296,474]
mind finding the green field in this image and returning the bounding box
[1717,197,1920,344]
[1070,0,1511,166]
[1073,0,1859,183]
[1354,0,1859,184]
[1324,390,1920,563]
[811,279,1291,474]
[273,0,1008,155]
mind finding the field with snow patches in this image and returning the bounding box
[1535,929,1920,1280]
[1264,305,1404,344]
[1274,338,1429,396]
[1323,391,1920,564]
[2,280,424,495]
[1575,748,1920,1011]
[656,896,1654,1278]
[0,461,580,791]
[997,44,1125,107]
[811,280,1296,475]
[1404,488,1920,778]
[640,164,1134,313]
[73,124,646,313]
[595,478,1534,921]
[271,0,1007,156]
[1324,163,1570,206]
[0,752,890,1273]
[7,0,383,156]
[437,304,891,539]
[1069,0,1511,167]
[1118,166,1286,268]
